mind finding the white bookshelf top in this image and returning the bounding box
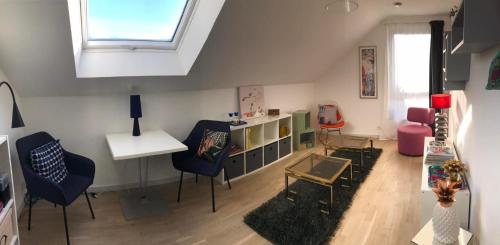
[0,136,7,146]
[230,114,291,131]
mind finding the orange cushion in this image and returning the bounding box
[320,121,345,129]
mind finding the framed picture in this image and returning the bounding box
[359,46,377,99]
[238,85,265,119]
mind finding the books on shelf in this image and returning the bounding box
[425,144,454,165]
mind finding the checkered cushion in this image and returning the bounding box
[197,129,228,162]
[30,140,68,183]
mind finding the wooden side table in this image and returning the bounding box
[412,219,473,245]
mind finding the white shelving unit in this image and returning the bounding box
[420,137,470,229]
[217,114,293,184]
[0,136,20,245]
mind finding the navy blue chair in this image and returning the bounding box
[172,120,232,212]
[16,132,95,245]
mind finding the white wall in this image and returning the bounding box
[314,16,449,138]
[449,46,500,244]
[0,68,26,215]
[22,83,315,190]
[314,24,386,137]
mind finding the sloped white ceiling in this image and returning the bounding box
[0,0,458,97]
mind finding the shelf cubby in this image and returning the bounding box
[245,124,263,151]
[264,120,278,145]
[278,116,292,139]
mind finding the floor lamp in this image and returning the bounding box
[0,81,25,128]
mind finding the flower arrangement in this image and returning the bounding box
[432,179,460,207]
[443,159,466,183]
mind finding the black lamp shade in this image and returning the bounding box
[130,95,142,118]
[11,101,25,128]
[1,81,25,128]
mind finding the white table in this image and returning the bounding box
[106,130,187,220]
[412,219,473,245]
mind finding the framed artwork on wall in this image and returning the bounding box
[238,85,265,119]
[359,46,377,99]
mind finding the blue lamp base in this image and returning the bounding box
[133,118,141,136]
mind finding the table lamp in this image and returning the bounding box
[431,94,451,142]
[0,81,25,128]
[130,95,142,136]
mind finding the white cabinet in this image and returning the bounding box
[217,115,293,183]
[420,137,470,229]
[0,136,20,244]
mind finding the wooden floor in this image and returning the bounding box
[18,140,423,245]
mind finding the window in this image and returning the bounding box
[381,23,431,139]
[393,33,431,110]
[82,0,194,49]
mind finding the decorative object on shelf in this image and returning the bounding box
[279,125,289,138]
[431,94,451,142]
[130,95,142,136]
[432,180,460,244]
[268,109,280,117]
[324,0,359,14]
[443,159,466,183]
[359,46,377,99]
[0,81,25,128]
[486,51,500,90]
[428,165,466,190]
[239,86,265,119]
[245,127,253,149]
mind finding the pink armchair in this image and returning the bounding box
[397,107,435,156]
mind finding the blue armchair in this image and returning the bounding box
[16,132,95,245]
[172,120,232,212]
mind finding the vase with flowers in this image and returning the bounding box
[432,179,461,243]
[443,159,466,183]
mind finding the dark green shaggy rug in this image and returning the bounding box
[244,148,383,245]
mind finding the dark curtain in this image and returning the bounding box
[429,20,444,105]
[429,20,444,136]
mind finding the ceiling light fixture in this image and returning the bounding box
[325,0,359,14]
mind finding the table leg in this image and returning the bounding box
[144,157,149,194]
[350,163,353,187]
[285,175,289,198]
[360,149,364,172]
[370,139,374,157]
[330,185,334,211]
[138,158,143,190]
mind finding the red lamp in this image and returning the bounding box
[431,94,451,109]
[431,94,451,142]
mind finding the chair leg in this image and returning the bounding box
[28,196,32,231]
[211,177,215,212]
[177,171,183,203]
[84,191,95,219]
[196,174,198,184]
[63,206,70,245]
[224,168,232,190]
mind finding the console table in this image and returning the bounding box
[420,137,471,229]
[218,114,293,183]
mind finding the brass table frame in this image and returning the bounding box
[285,153,352,214]
[323,135,373,175]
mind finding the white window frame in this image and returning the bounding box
[80,0,197,50]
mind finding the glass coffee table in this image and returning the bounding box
[285,153,352,214]
[323,135,373,174]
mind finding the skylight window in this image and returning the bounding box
[82,0,193,49]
